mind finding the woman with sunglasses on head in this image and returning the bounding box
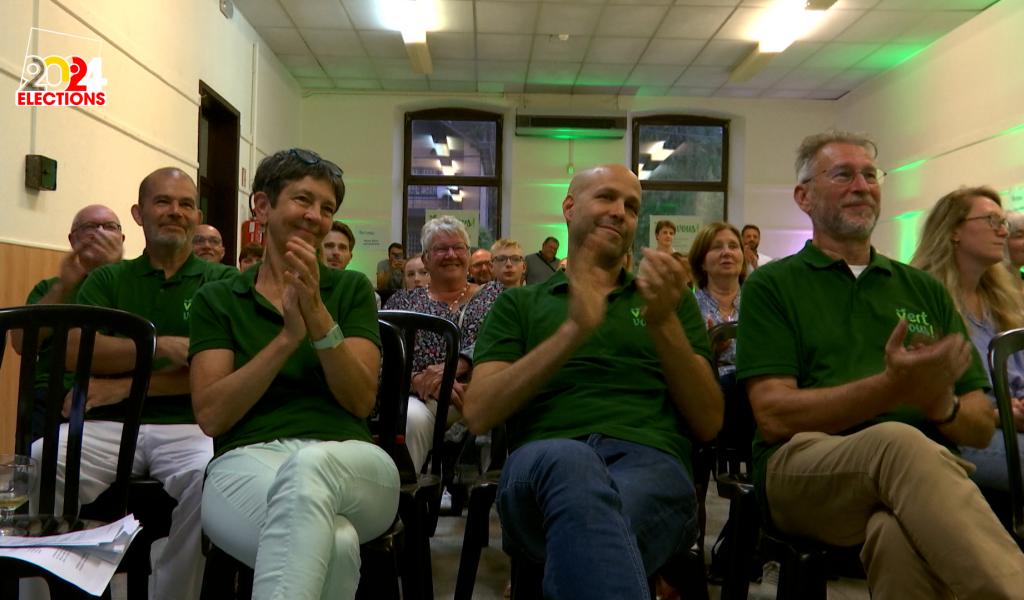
[190,149,399,599]
[384,216,503,473]
[912,186,1024,493]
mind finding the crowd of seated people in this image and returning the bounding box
[16,128,1024,600]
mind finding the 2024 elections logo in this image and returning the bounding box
[16,28,107,107]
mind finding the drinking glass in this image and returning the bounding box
[0,454,37,536]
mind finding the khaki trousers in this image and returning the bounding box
[767,422,1024,599]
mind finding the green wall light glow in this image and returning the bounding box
[895,211,924,263]
[890,159,927,174]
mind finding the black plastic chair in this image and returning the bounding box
[378,309,462,600]
[0,304,155,599]
[198,319,410,600]
[988,327,1024,542]
[453,425,507,600]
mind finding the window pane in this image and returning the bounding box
[410,119,498,178]
[405,185,499,254]
[632,190,725,256]
[636,124,724,183]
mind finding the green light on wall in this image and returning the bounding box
[890,159,928,174]
[895,210,924,262]
[1000,122,1024,136]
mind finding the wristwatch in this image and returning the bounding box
[931,394,960,425]
[312,323,345,350]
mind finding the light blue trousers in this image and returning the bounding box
[202,439,400,600]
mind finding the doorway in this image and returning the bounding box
[198,81,240,265]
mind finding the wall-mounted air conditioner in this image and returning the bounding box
[515,112,627,140]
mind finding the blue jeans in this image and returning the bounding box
[497,435,696,600]
[961,430,1024,493]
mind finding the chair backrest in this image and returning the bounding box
[708,321,753,476]
[988,327,1024,540]
[378,310,461,478]
[373,319,409,460]
[0,304,155,518]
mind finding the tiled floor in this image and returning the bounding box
[428,480,871,600]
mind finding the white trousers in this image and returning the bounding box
[31,421,211,600]
[202,439,400,600]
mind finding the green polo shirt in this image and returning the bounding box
[473,269,713,474]
[76,252,236,424]
[188,264,381,458]
[736,241,989,505]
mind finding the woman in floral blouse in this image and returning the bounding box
[688,222,746,375]
[384,216,503,471]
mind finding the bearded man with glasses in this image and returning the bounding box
[736,130,1024,597]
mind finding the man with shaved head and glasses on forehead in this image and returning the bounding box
[31,167,237,600]
[736,130,1024,597]
[13,204,125,440]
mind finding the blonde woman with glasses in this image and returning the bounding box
[912,185,1024,493]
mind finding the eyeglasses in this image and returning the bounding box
[802,166,886,186]
[193,235,223,246]
[430,244,469,257]
[288,148,344,179]
[72,222,121,235]
[962,214,1009,231]
[491,255,524,265]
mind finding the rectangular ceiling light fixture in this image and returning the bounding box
[730,0,835,83]
[380,0,437,74]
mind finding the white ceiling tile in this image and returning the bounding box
[382,79,431,91]
[429,59,477,80]
[526,61,581,84]
[359,31,408,58]
[373,57,427,79]
[477,3,540,34]
[585,38,650,64]
[717,87,762,97]
[576,63,634,85]
[321,56,376,77]
[737,0,773,6]
[531,35,591,62]
[691,39,754,67]
[801,42,880,69]
[802,9,867,41]
[545,0,605,5]
[609,0,672,6]
[715,7,762,41]
[805,89,849,100]
[835,11,923,43]
[235,0,291,28]
[876,0,991,8]
[823,68,877,89]
[342,0,388,30]
[259,27,309,54]
[726,64,789,86]
[428,80,478,91]
[281,0,353,29]
[280,56,324,78]
[676,65,730,86]
[333,79,382,90]
[769,41,824,66]
[537,5,602,35]
[477,34,533,60]
[667,86,717,97]
[673,0,740,5]
[761,89,814,98]
[898,10,977,44]
[831,0,884,7]
[437,1,476,32]
[625,64,684,86]
[295,77,336,89]
[596,6,670,37]
[774,68,836,90]
[426,32,476,59]
[476,60,529,81]
[639,38,704,66]
[302,29,364,55]
[855,43,924,69]
[657,7,734,39]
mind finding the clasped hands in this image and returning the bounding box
[280,237,333,345]
[883,319,971,422]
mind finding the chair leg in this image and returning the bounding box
[398,493,430,600]
[777,545,826,600]
[721,487,757,600]
[454,483,498,600]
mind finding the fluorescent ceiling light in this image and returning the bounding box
[730,0,835,82]
[379,0,438,74]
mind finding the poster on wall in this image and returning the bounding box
[425,209,480,247]
[648,215,702,253]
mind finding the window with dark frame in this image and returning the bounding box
[630,115,729,258]
[403,108,503,255]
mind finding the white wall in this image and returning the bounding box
[301,91,837,278]
[0,0,302,258]
[837,0,1024,262]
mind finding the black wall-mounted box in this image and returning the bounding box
[26,154,57,191]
